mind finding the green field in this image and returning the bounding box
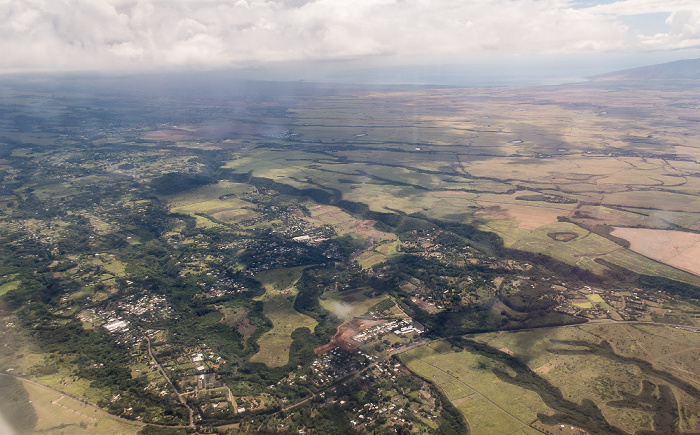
[250,267,317,367]
[402,324,700,434]
[167,181,260,227]
[0,280,19,296]
[223,142,700,285]
[19,378,142,434]
[501,221,700,286]
[214,89,700,287]
[472,323,700,433]
[401,341,548,435]
[586,294,614,310]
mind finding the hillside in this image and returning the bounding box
[591,57,700,81]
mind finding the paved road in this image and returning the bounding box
[144,336,195,427]
[282,337,435,412]
[8,318,696,432]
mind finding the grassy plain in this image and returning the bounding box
[493,221,700,285]
[0,280,19,296]
[19,378,142,435]
[303,204,395,242]
[474,323,700,433]
[403,323,700,434]
[167,181,260,227]
[250,267,317,367]
[212,82,700,283]
[401,341,549,435]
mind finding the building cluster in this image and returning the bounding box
[197,273,248,299]
[117,293,172,321]
[352,319,424,344]
[310,347,370,387]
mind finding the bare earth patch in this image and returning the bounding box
[218,306,258,341]
[307,205,395,242]
[475,202,568,230]
[534,361,561,375]
[315,318,386,354]
[142,129,197,141]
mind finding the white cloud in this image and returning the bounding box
[585,0,698,15]
[638,9,700,49]
[0,0,697,73]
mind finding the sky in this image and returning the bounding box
[1,0,699,82]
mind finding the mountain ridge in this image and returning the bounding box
[591,57,700,81]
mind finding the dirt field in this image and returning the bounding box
[475,202,572,230]
[306,204,395,242]
[142,128,197,141]
[217,306,258,341]
[612,227,700,276]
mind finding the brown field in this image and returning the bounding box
[475,201,570,230]
[217,306,258,341]
[603,191,700,212]
[142,128,198,141]
[612,227,700,276]
[305,204,395,242]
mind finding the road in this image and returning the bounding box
[8,317,696,432]
[144,336,196,428]
[282,337,435,412]
[281,317,700,414]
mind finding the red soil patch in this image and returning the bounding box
[315,318,386,355]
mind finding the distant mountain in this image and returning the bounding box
[591,58,700,81]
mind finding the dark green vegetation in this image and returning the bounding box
[0,74,699,433]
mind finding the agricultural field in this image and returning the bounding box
[20,378,142,435]
[250,267,317,367]
[401,341,548,435]
[208,80,700,284]
[473,323,700,434]
[403,323,700,434]
[167,181,261,228]
[493,221,700,286]
[302,204,395,243]
[586,294,614,311]
[612,227,700,277]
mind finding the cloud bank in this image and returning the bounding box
[1,0,699,73]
